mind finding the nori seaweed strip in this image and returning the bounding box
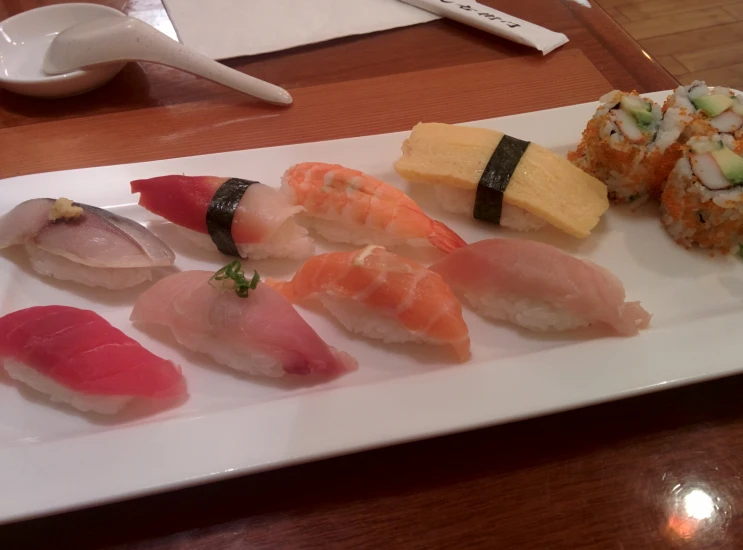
[206,178,258,256]
[473,135,531,224]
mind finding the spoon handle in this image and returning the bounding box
[45,16,292,105]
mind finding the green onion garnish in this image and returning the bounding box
[209,260,260,298]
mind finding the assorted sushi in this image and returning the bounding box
[570,81,743,255]
[393,122,609,238]
[131,175,314,260]
[131,262,358,378]
[269,245,471,361]
[429,239,651,336]
[16,91,726,417]
[0,305,186,414]
[0,198,175,289]
[280,162,466,253]
[568,90,686,203]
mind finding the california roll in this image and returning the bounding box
[661,134,743,254]
[569,90,687,203]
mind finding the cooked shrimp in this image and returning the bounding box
[280,162,467,253]
[269,245,471,361]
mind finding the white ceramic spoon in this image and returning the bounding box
[43,15,292,105]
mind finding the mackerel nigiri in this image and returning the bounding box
[429,238,651,336]
[130,263,357,378]
[131,175,314,260]
[0,306,186,414]
[269,245,471,361]
[0,198,175,289]
[280,162,467,253]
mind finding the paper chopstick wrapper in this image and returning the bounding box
[399,0,569,55]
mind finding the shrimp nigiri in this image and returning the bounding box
[269,245,471,361]
[280,162,466,253]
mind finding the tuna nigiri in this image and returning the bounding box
[130,175,314,260]
[269,245,471,361]
[130,262,357,378]
[0,198,175,289]
[0,306,186,414]
[280,162,467,253]
[429,238,651,336]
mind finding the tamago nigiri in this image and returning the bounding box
[280,162,466,253]
[269,245,471,361]
[429,239,651,336]
[131,262,357,378]
[394,123,609,238]
[131,175,314,260]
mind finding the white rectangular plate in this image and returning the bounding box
[2,90,741,525]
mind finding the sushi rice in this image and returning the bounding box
[463,291,590,332]
[177,222,315,261]
[432,186,547,232]
[320,294,448,345]
[167,330,295,378]
[4,359,133,415]
[25,245,155,289]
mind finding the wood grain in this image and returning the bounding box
[638,21,743,57]
[684,61,743,90]
[0,52,612,178]
[724,3,743,20]
[617,0,739,21]
[597,0,743,91]
[656,55,689,76]
[675,42,743,73]
[623,7,735,41]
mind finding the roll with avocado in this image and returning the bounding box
[568,90,687,204]
[663,81,743,142]
[661,134,743,255]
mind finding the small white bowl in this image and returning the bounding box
[0,3,127,98]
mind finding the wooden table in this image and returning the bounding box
[5,1,736,549]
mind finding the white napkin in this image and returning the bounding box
[161,0,440,60]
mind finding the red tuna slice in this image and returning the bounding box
[130,175,302,244]
[0,305,186,398]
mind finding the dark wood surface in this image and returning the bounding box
[2,1,727,549]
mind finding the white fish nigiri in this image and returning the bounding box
[0,198,175,289]
[429,238,651,335]
[130,263,358,378]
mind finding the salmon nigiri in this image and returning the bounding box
[131,262,357,378]
[280,162,467,254]
[429,238,651,336]
[0,306,186,414]
[269,245,471,361]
